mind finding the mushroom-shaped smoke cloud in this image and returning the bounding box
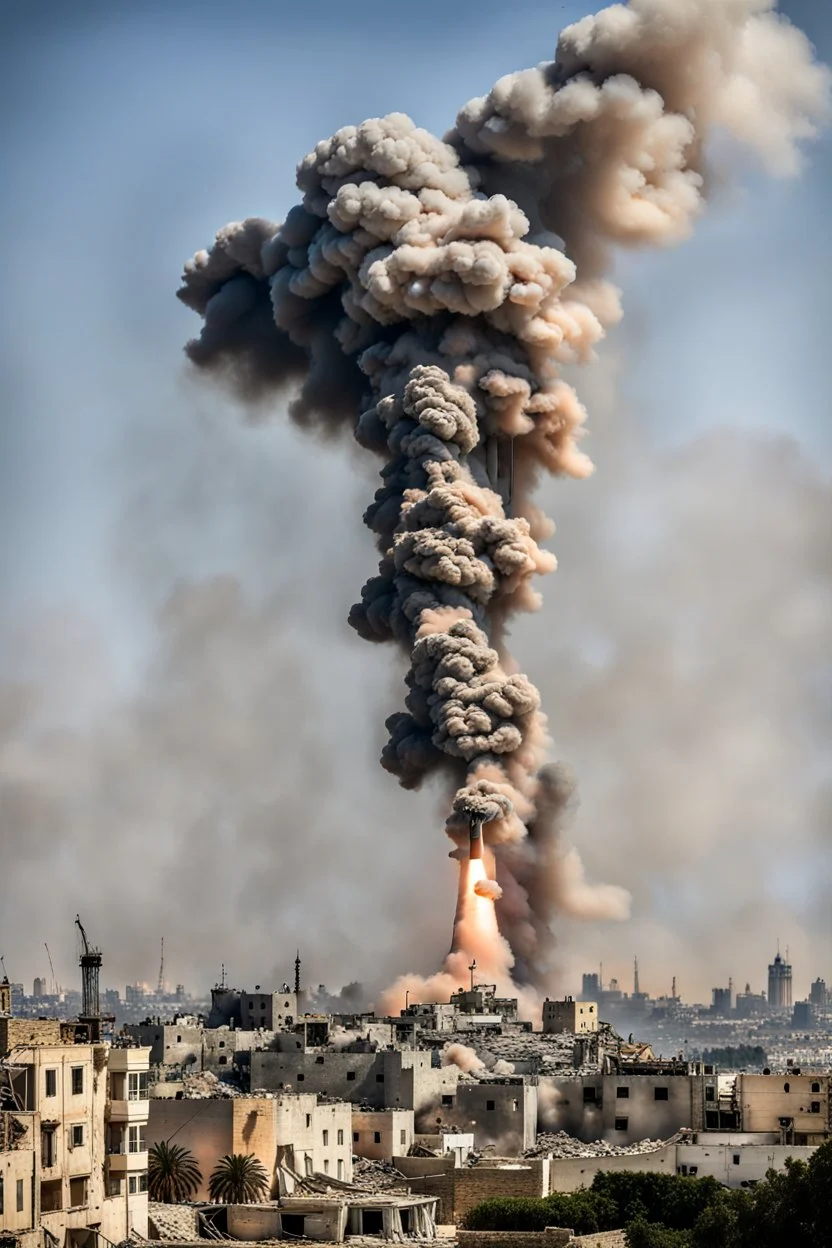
[178,0,829,997]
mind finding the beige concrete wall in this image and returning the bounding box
[738,1075,829,1136]
[445,1083,537,1155]
[147,1098,232,1200]
[540,1075,696,1146]
[457,1224,571,1246]
[548,1144,677,1193]
[678,1142,817,1187]
[0,1126,36,1233]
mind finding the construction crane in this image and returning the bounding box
[45,943,57,996]
[157,937,165,997]
[75,915,102,1023]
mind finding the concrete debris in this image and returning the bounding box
[147,1202,200,1240]
[179,1070,243,1099]
[524,1132,667,1159]
[350,1157,411,1193]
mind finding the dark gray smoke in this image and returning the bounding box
[178,0,828,993]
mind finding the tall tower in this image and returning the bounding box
[768,948,792,1010]
[75,915,102,1040]
[633,956,640,997]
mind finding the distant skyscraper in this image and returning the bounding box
[809,979,827,1009]
[768,949,792,1009]
[581,973,600,1001]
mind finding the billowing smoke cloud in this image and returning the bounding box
[178,0,828,996]
[441,1042,486,1074]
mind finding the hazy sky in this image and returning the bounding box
[1,0,830,1005]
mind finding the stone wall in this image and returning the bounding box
[0,1018,62,1052]
[454,1161,550,1220]
[548,1143,677,1193]
[458,1229,573,1248]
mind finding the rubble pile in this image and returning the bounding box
[147,1203,200,1240]
[180,1070,242,1099]
[350,1157,410,1193]
[524,1132,667,1159]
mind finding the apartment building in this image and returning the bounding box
[0,1018,151,1247]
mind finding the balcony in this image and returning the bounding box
[107,1147,148,1173]
[108,1097,150,1123]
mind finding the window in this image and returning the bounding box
[811,1082,820,1094]
[297,1073,305,1082]
[688,1167,698,1177]
[0,1176,3,1215]
[705,1111,719,1129]
[784,1083,790,1093]
[353,1132,359,1143]
[654,1087,669,1101]
[139,1173,148,1193]
[323,1159,329,1175]
[374,1132,381,1144]
[218,1056,227,1066]
[346,1071,356,1082]
[248,1001,254,1009]
[614,1117,628,1131]
[337,1160,344,1180]
[306,1115,312,1129]
[337,1130,344,1146]
[323,1130,329,1146]
[219,1041,225,1049]
[41,1180,62,1212]
[128,1175,147,1195]
[128,1072,148,1101]
[705,1086,716,1102]
[176,1035,182,1044]
[486,1100,495,1111]
[71,1067,84,1095]
[45,1069,57,1098]
[69,1176,88,1208]
[16,1178,24,1212]
[304,1155,313,1177]
[71,1124,84,1148]
[316,1055,325,1064]
[616,1087,630,1099]
[441,1095,453,1107]
[128,1125,146,1154]
[583,1087,597,1104]
[400,1129,407,1145]
[376,1074,384,1083]
[260,1000,266,1010]
[811,1102,821,1114]
[42,1126,57,1168]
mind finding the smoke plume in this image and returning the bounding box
[178,0,828,997]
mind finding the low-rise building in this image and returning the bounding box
[352,1109,414,1161]
[543,999,598,1036]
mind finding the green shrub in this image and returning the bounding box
[591,1171,725,1230]
[626,1218,692,1248]
[461,1189,617,1235]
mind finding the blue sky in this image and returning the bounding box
[1,1,829,997]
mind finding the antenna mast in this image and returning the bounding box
[75,915,101,1024]
[157,937,165,996]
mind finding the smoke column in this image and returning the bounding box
[178,0,828,1003]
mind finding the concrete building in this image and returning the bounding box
[542,999,598,1036]
[0,1020,151,1248]
[352,1110,414,1161]
[225,1192,438,1242]
[146,1094,353,1197]
[767,951,792,1010]
[442,1079,537,1154]
[735,1073,829,1144]
[677,1140,817,1188]
[809,979,828,1010]
[537,1071,704,1146]
[250,1048,459,1128]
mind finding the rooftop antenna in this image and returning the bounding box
[469,959,477,992]
[671,975,677,1000]
[220,963,226,990]
[599,962,603,992]
[45,943,57,996]
[294,951,301,996]
[157,937,165,997]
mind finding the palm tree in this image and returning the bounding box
[148,1140,202,1203]
[208,1153,269,1204]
